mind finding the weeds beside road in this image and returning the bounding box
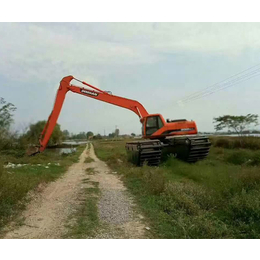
[1,136,260,239]
[0,146,85,232]
[1,143,147,239]
[64,143,147,239]
[94,137,260,238]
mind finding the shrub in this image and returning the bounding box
[226,150,250,165]
[225,150,260,166]
[212,136,260,150]
[237,168,260,191]
[143,167,167,195]
[214,138,232,149]
[227,190,260,224]
[160,182,202,215]
[94,139,260,238]
[251,152,260,166]
[24,120,63,146]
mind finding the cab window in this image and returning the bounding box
[145,116,164,136]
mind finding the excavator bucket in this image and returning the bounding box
[26,146,40,156]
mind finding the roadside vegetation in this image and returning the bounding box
[0,145,85,232]
[64,180,100,238]
[0,96,87,233]
[24,120,64,146]
[1,96,260,238]
[210,136,260,150]
[94,137,260,238]
[85,157,94,163]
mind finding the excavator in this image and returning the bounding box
[28,76,211,166]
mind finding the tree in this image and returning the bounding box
[0,97,16,131]
[108,132,115,138]
[87,131,94,139]
[213,114,259,136]
[131,133,136,137]
[25,120,64,146]
[93,134,102,140]
[77,132,87,139]
[0,98,17,149]
[62,129,70,140]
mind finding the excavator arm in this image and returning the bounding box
[31,75,149,154]
[29,75,210,166]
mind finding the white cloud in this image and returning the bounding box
[1,23,260,83]
[1,23,260,134]
[0,23,156,82]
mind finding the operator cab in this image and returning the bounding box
[142,114,164,136]
[142,116,192,137]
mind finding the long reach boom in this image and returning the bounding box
[35,75,149,154]
[29,75,210,166]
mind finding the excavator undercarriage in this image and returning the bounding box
[126,135,211,166]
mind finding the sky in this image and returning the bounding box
[0,23,260,135]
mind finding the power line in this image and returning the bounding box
[179,63,260,102]
[178,63,260,103]
[181,70,260,103]
[182,67,260,103]
[180,67,260,103]
[183,69,260,103]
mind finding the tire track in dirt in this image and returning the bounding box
[4,144,91,239]
[3,143,148,239]
[84,143,147,239]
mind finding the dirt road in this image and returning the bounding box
[3,143,147,239]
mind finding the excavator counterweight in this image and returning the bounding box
[28,76,211,165]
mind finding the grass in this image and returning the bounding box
[0,145,85,232]
[93,139,260,238]
[85,167,96,175]
[84,157,94,163]
[64,181,100,238]
[210,136,260,150]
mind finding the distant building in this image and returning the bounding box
[115,128,119,137]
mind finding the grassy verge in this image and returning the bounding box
[93,140,260,238]
[85,157,94,163]
[0,145,85,231]
[86,168,97,175]
[210,136,260,150]
[64,181,100,238]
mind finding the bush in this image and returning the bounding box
[94,139,260,238]
[160,182,203,216]
[225,150,260,166]
[211,136,260,150]
[227,190,260,224]
[0,145,85,230]
[214,138,232,148]
[24,120,63,146]
[143,167,166,195]
[226,150,250,165]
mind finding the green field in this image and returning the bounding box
[93,138,260,238]
[0,145,85,232]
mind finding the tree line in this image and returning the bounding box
[0,96,259,151]
[0,97,96,150]
[62,130,94,140]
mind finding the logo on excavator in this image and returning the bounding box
[81,89,99,96]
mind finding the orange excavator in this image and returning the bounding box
[28,76,210,166]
